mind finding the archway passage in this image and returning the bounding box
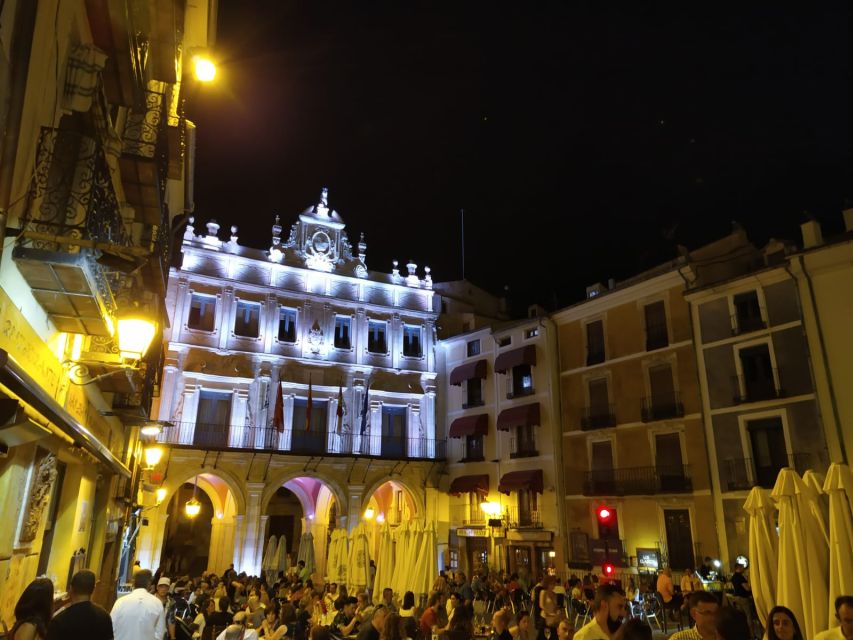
[363,480,418,525]
[160,482,214,576]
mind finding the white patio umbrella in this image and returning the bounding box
[298,531,315,577]
[823,463,853,626]
[772,467,829,640]
[411,520,437,599]
[405,519,424,595]
[275,533,289,576]
[390,520,411,597]
[347,522,372,594]
[743,487,777,628]
[327,528,348,585]
[373,521,394,604]
[263,535,278,583]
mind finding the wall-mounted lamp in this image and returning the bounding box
[193,55,217,82]
[155,487,167,506]
[116,314,157,361]
[364,507,375,520]
[185,476,201,518]
[143,445,163,470]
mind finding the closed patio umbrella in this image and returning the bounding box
[263,535,278,583]
[373,521,394,604]
[275,534,289,576]
[823,463,853,627]
[298,531,315,577]
[390,520,411,597]
[772,467,829,640]
[743,487,777,628]
[405,519,424,595]
[411,520,437,599]
[327,528,348,585]
[347,522,371,594]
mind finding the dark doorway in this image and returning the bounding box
[194,390,232,448]
[381,406,406,458]
[663,509,694,571]
[748,417,788,487]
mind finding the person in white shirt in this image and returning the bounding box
[110,569,166,640]
[574,584,627,640]
[816,596,853,640]
[669,592,719,640]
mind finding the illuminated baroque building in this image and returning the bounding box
[0,0,216,622]
[141,189,443,579]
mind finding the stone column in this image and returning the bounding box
[355,308,366,365]
[229,388,249,447]
[208,517,223,573]
[257,515,270,575]
[173,278,190,341]
[239,484,265,576]
[158,362,180,423]
[346,485,365,534]
[178,384,201,444]
[369,400,382,456]
[232,515,245,572]
[391,313,402,369]
[218,286,234,350]
[423,384,437,457]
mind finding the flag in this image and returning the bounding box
[305,374,313,432]
[359,379,370,435]
[336,382,344,434]
[273,380,284,433]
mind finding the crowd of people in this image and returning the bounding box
[5,560,853,640]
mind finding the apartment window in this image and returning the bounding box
[278,308,297,343]
[644,301,668,350]
[517,489,538,526]
[590,440,615,491]
[234,301,260,338]
[465,378,483,407]
[465,434,484,461]
[738,344,778,402]
[467,339,481,357]
[747,416,788,488]
[334,315,352,349]
[586,320,605,365]
[583,377,613,429]
[513,424,536,457]
[367,320,387,354]
[511,363,534,397]
[644,363,682,421]
[524,327,539,339]
[498,336,512,347]
[734,291,765,334]
[188,294,216,331]
[402,324,422,357]
[654,432,686,490]
[291,399,328,454]
[194,390,232,448]
[381,406,407,458]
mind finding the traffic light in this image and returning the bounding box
[602,563,615,577]
[597,505,618,539]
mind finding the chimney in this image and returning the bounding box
[843,207,853,233]
[800,219,823,249]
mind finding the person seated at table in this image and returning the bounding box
[766,605,804,640]
[325,584,339,611]
[355,592,374,625]
[491,609,513,640]
[509,611,536,640]
[418,593,442,637]
[669,592,719,640]
[398,592,416,618]
[715,607,750,640]
[730,565,751,598]
[259,605,288,640]
[446,603,474,640]
[815,595,853,640]
[356,605,387,640]
[656,567,682,620]
[330,596,359,638]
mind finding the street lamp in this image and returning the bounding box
[364,507,375,520]
[193,55,216,82]
[140,423,162,437]
[143,445,163,469]
[480,501,501,516]
[155,487,167,505]
[116,314,157,361]
[185,476,202,518]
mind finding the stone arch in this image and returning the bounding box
[158,465,247,515]
[361,475,425,518]
[261,469,349,517]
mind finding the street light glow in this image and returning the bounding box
[194,56,216,82]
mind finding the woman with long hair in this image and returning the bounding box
[399,591,416,618]
[380,612,405,640]
[447,603,475,640]
[10,577,54,640]
[767,606,804,640]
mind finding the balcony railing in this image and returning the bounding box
[732,371,785,403]
[731,313,767,336]
[509,436,538,459]
[583,465,693,496]
[641,393,685,422]
[581,405,617,430]
[157,422,445,460]
[450,505,487,527]
[504,506,543,529]
[724,453,817,491]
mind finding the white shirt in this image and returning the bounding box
[215,628,258,640]
[574,618,610,640]
[111,588,166,640]
[815,628,844,640]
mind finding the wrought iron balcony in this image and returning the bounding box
[581,405,617,430]
[504,506,543,529]
[583,465,693,496]
[12,127,134,336]
[641,393,685,422]
[450,505,487,527]
[724,453,816,491]
[732,371,785,403]
[157,422,445,461]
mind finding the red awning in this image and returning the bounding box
[498,469,544,494]
[448,414,489,438]
[496,402,541,431]
[449,474,490,497]
[449,359,488,386]
[494,344,537,373]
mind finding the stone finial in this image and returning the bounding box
[406,260,417,276]
[269,214,283,261]
[405,260,420,287]
[392,260,400,278]
[206,219,220,237]
[358,232,367,257]
[183,215,195,241]
[424,266,433,289]
[230,225,239,244]
[320,187,329,207]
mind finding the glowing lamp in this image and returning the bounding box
[155,487,167,505]
[548,551,556,558]
[713,559,722,569]
[364,507,375,520]
[140,423,162,437]
[307,513,314,521]
[597,507,612,521]
[143,446,163,469]
[603,563,615,577]
[376,513,385,523]
[194,56,216,82]
[185,497,201,518]
[480,501,501,516]
[117,316,157,360]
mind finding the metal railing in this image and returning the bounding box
[581,405,617,430]
[450,505,487,526]
[157,422,445,460]
[504,506,543,529]
[641,393,685,422]
[583,465,693,496]
[732,371,785,403]
[724,453,815,491]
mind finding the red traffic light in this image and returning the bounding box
[603,563,615,576]
[597,506,612,521]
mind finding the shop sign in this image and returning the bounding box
[456,527,490,538]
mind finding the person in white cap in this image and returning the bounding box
[111,569,166,640]
[156,577,171,606]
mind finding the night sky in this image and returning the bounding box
[188,3,853,314]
